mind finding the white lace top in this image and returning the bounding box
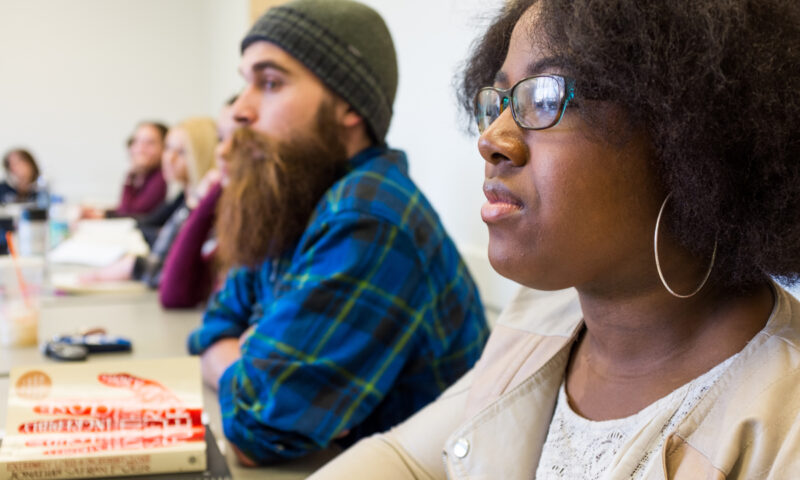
[534,353,739,479]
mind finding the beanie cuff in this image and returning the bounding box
[242,6,392,142]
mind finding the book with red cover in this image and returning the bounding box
[0,357,206,480]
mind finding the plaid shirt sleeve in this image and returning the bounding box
[186,267,258,354]
[217,210,440,463]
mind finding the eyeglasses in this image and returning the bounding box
[474,74,575,134]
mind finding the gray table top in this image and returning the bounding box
[0,292,338,479]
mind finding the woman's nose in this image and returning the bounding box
[478,109,529,168]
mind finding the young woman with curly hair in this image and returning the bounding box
[311,0,800,478]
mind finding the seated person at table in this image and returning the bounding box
[81,117,218,289]
[83,121,168,218]
[1,148,41,204]
[311,0,800,478]
[159,98,238,309]
[187,0,489,466]
[136,117,218,246]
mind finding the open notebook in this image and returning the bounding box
[50,219,149,268]
[50,272,147,296]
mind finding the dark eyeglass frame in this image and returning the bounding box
[474,74,576,134]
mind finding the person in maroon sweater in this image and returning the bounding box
[159,100,238,309]
[82,122,168,219]
[159,180,222,308]
[80,118,218,294]
[113,122,168,217]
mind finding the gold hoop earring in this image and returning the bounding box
[654,192,717,299]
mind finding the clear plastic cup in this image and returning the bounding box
[0,257,43,347]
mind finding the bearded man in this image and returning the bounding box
[187,0,489,465]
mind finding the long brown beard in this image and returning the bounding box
[216,102,349,270]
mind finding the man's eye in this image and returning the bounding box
[261,79,282,90]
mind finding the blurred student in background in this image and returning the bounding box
[82,121,168,218]
[137,118,217,246]
[159,97,238,309]
[0,148,41,203]
[81,117,217,291]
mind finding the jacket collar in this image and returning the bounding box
[442,283,797,479]
[444,287,582,480]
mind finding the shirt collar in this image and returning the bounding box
[347,145,408,174]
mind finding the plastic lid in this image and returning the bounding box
[21,207,48,221]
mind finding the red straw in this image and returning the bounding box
[5,231,32,308]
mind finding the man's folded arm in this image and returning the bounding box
[187,267,258,355]
[218,213,431,464]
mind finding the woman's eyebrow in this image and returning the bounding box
[525,57,564,76]
[492,56,565,85]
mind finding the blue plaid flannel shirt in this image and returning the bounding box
[187,147,488,463]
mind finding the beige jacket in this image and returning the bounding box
[311,285,800,479]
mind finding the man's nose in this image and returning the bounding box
[232,86,259,126]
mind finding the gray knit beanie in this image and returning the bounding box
[242,0,398,143]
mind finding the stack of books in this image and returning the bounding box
[0,357,230,480]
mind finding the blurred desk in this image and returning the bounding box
[0,292,192,376]
[0,292,339,479]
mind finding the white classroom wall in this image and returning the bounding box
[204,0,250,114]
[0,0,249,203]
[0,0,518,310]
[362,0,517,310]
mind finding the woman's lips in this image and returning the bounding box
[482,182,524,223]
